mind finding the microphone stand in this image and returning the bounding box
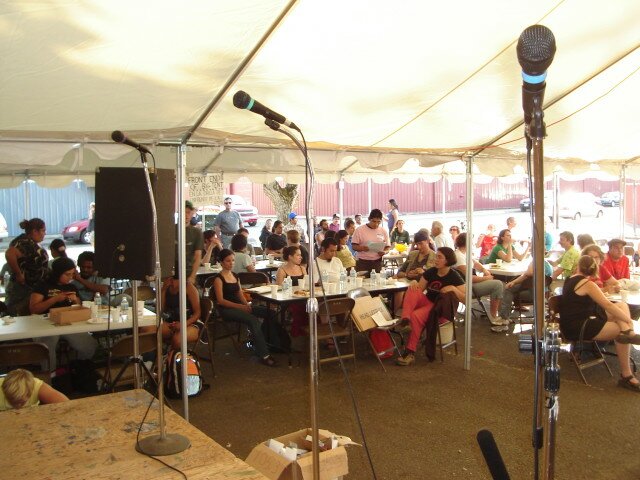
[527,97,558,480]
[264,119,321,480]
[134,150,190,456]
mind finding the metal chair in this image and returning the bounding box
[547,295,613,385]
[237,271,270,288]
[0,342,51,384]
[123,285,155,301]
[346,288,402,372]
[316,297,356,368]
[190,296,216,377]
[97,332,158,391]
[512,276,553,324]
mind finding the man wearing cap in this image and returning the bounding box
[602,239,630,280]
[178,201,204,285]
[213,197,243,249]
[329,213,341,232]
[283,212,307,243]
[551,231,579,280]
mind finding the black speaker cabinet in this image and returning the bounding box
[94,167,176,280]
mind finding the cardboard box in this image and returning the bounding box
[50,306,91,325]
[246,428,349,480]
[350,295,394,332]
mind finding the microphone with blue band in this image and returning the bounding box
[516,25,556,127]
[233,90,299,131]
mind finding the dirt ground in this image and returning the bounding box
[177,315,640,480]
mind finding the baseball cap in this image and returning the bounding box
[608,238,626,248]
[185,200,194,210]
[288,212,297,220]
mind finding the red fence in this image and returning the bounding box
[231,177,618,218]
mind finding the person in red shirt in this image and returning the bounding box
[602,239,630,280]
[476,224,497,261]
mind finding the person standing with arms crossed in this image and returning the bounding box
[213,197,243,249]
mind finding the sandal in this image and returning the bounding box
[260,355,277,367]
[618,374,640,392]
[616,330,640,345]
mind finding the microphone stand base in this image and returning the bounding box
[136,433,191,456]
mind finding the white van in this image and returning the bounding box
[558,192,604,220]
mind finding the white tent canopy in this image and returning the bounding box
[1,0,639,186]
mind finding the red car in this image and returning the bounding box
[62,218,91,244]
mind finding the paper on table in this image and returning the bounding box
[248,285,273,294]
[368,241,386,253]
[371,310,396,327]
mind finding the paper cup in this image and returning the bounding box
[91,304,98,319]
[204,262,212,270]
[496,259,503,266]
[268,255,275,265]
[82,300,94,308]
[137,300,145,316]
[298,278,306,290]
[270,285,278,296]
[355,277,363,287]
[326,282,336,294]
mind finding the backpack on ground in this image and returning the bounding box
[163,349,204,398]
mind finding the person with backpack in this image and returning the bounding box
[141,275,202,351]
[212,249,277,367]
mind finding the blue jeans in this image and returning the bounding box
[220,305,270,358]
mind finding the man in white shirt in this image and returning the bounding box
[312,238,343,284]
[432,221,453,250]
[283,212,307,243]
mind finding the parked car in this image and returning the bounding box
[598,191,621,207]
[197,195,259,230]
[519,190,553,212]
[0,212,7,241]
[62,218,91,243]
[558,192,604,220]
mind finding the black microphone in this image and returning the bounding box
[516,25,556,126]
[111,130,151,154]
[233,90,298,130]
[477,429,510,480]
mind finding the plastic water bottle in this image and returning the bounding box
[339,269,347,291]
[378,269,387,286]
[94,292,102,307]
[350,268,357,285]
[321,270,329,285]
[370,269,377,285]
[120,297,129,321]
[283,277,291,295]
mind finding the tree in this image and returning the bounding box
[263,181,299,223]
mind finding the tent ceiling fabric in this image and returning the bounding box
[0,0,638,185]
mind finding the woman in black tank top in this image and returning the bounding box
[276,246,308,337]
[141,275,201,351]
[212,249,276,367]
[559,255,640,392]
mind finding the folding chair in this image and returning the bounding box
[97,332,158,391]
[316,297,356,368]
[237,271,270,287]
[547,295,613,385]
[0,342,51,384]
[190,296,216,377]
[347,288,402,372]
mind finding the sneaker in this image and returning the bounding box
[396,352,415,366]
[491,325,509,333]
[488,313,509,326]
